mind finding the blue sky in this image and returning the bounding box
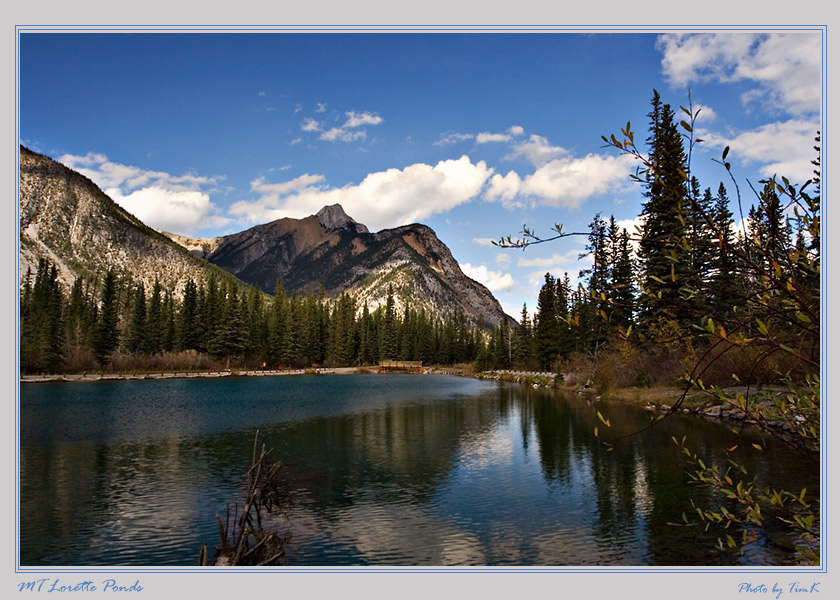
[19,31,823,318]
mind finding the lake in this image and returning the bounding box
[18,374,817,566]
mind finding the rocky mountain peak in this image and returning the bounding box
[20,147,513,328]
[316,204,369,234]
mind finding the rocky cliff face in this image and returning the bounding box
[165,205,513,327]
[19,145,238,294]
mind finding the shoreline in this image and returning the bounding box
[20,366,790,431]
[18,365,453,384]
[475,369,795,431]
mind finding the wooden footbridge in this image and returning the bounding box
[378,360,424,372]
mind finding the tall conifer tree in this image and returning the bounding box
[637,90,691,329]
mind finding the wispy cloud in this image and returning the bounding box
[317,111,383,143]
[472,237,497,247]
[300,117,321,132]
[517,249,583,269]
[434,132,474,146]
[461,263,515,293]
[476,132,512,144]
[476,125,525,144]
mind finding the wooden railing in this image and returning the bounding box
[379,360,423,370]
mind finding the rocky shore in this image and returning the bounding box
[475,369,794,431]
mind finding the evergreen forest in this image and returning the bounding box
[484,91,819,397]
[20,263,487,374]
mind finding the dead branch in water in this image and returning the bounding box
[199,432,293,566]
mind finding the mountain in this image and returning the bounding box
[164,205,514,327]
[19,145,513,328]
[18,145,243,294]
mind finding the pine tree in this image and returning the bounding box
[637,90,691,329]
[380,285,398,360]
[513,303,535,368]
[556,273,574,356]
[245,286,267,362]
[685,181,716,296]
[65,277,94,351]
[144,279,163,354]
[202,274,222,353]
[580,214,610,348]
[91,270,120,365]
[358,302,377,365]
[757,181,792,267]
[496,319,512,369]
[329,292,357,366]
[209,282,248,361]
[126,282,147,353]
[24,259,66,372]
[281,294,304,366]
[177,279,200,351]
[267,280,288,366]
[534,273,561,370]
[610,227,636,331]
[709,183,741,316]
[161,289,176,353]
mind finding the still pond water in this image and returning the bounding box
[19,374,816,566]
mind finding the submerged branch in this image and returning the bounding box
[199,432,293,566]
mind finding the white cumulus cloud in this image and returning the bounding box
[107,187,222,235]
[700,119,819,183]
[461,263,515,293]
[505,134,568,167]
[486,153,635,209]
[229,155,493,232]
[657,32,821,116]
[58,152,228,235]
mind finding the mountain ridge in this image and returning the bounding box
[163,206,513,327]
[19,145,245,295]
[19,145,513,327]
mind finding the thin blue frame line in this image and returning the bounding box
[15,26,21,572]
[14,25,828,32]
[819,24,827,572]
